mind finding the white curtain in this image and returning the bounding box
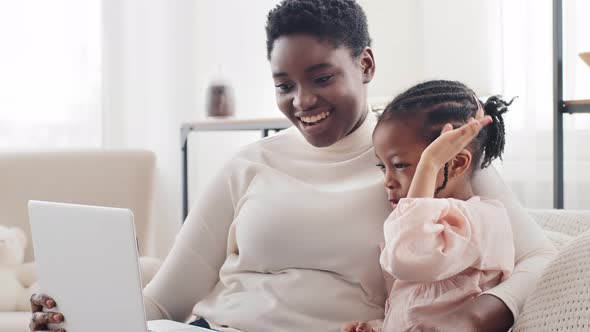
[497,0,590,209]
[100,0,292,257]
[101,0,203,257]
[0,0,102,150]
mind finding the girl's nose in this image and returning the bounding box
[384,173,397,190]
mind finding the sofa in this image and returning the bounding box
[513,209,590,331]
[1,150,588,331]
[0,150,158,332]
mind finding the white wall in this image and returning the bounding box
[361,0,504,97]
[416,0,503,95]
[187,0,282,208]
[358,0,420,100]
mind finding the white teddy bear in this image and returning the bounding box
[0,225,38,312]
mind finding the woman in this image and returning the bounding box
[30,1,555,331]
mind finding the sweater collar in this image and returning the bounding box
[292,108,377,155]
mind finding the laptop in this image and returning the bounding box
[28,200,212,332]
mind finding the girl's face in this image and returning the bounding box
[373,118,446,208]
[269,34,374,147]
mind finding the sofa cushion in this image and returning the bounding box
[529,209,590,237]
[513,230,590,331]
[0,312,30,332]
[0,150,156,262]
[543,229,574,251]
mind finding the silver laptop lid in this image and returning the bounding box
[29,200,147,332]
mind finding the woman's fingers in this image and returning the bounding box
[31,312,63,325]
[30,293,56,311]
[30,294,65,331]
[409,324,438,332]
[30,311,64,332]
[341,321,359,332]
[32,328,65,332]
[356,322,374,332]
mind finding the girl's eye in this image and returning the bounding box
[275,83,293,93]
[394,163,409,169]
[314,75,334,85]
[376,162,386,172]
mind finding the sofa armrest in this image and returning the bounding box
[527,209,590,237]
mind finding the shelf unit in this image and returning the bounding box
[553,0,590,208]
[180,117,291,219]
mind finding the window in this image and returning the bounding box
[0,0,102,150]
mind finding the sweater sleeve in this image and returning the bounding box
[472,165,557,320]
[143,161,237,322]
[380,198,485,282]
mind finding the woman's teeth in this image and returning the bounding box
[300,111,331,124]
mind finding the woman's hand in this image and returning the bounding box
[408,294,514,332]
[29,293,65,332]
[341,321,375,332]
[408,313,478,332]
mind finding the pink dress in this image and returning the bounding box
[379,197,515,332]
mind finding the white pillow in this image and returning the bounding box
[543,229,573,251]
[512,230,590,331]
[529,209,590,237]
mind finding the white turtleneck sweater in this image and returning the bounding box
[143,112,556,332]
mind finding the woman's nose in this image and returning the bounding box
[293,87,317,111]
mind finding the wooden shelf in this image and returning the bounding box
[563,100,590,114]
[182,117,291,131]
[564,99,590,106]
[180,117,292,219]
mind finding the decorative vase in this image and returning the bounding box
[205,81,235,118]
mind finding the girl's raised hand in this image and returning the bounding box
[420,105,492,170]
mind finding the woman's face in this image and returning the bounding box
[269,34,375,147]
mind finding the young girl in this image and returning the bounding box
[343,80,516,332]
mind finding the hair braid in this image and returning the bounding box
[379,80,515,171]
[480,95,515,168]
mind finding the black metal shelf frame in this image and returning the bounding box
[553,0,590,208]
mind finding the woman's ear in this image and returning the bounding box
[450,149,473,178]
[360,47,375,84]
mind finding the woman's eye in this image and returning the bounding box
[394,163,409,169]
[376,163,386,172]
[314,75,334,85]
[275,83,293,93]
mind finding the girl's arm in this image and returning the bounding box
[380,197,513,282]
[409,114,493,199]
[406,167,554,331]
